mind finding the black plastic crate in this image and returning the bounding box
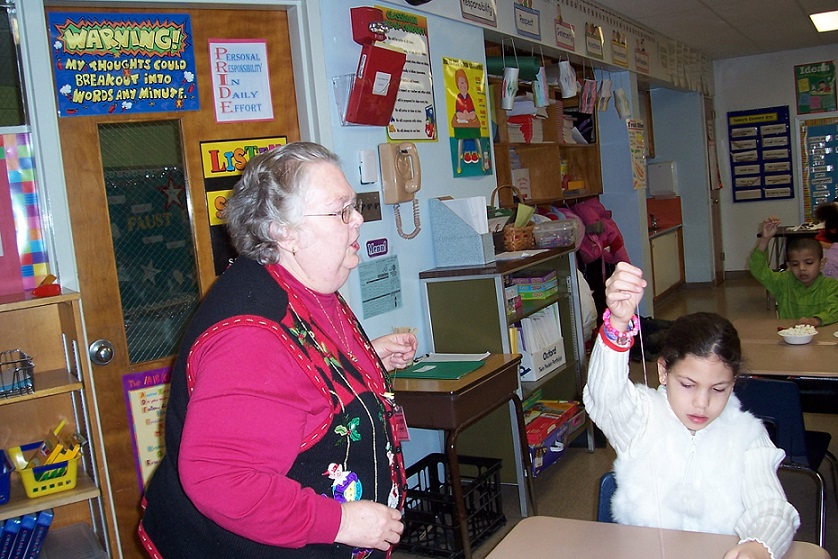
[401,453,506,559]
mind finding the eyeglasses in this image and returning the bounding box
[305,202,357,224]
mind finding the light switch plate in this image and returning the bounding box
[359,149,378,184]
[356,191,382,222]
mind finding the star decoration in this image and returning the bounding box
[158,175,185,210]
[142,260,162,284]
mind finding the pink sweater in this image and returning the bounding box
[178,267,376,547]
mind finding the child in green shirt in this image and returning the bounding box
[749,216,838,326]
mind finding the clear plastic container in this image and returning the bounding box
[533,220,577,248]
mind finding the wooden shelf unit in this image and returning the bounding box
[490,78,603,208]
[0,290,112,556]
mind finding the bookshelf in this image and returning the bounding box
[0,291,111,556]
[418,248,593,480]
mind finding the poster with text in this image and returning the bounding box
[795,61,837,115]
[200,137,287,275]
[727,106,793,203]
[443,57,491,177]
[123,368,171,490]
[209,39,273,123]
[48,12,199,117]
[381,8,437,141]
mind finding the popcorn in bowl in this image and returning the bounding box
[778,324,818,345]
[778,324,818,336]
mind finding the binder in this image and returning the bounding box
[393,360,483,380]
[345,42,406,126]
[0,518,20,559]
[10,514,36,559]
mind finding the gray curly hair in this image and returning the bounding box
[223,142,341,264]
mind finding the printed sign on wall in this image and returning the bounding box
[727,106,793,203]
[123,367,171,490]
[48,12,199,117]
[795,61,837,115]
[209,39,273,123]
[200,137,287,275]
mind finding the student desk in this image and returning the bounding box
[484,516,831,559]
[733,318,838,378]
[392,353,535,559]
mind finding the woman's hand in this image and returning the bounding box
[373,333,418,372]
[335,500,404,551]
[604,262,646,331]
[721,540,771,559]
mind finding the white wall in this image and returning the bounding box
[650,89,713,283]
[714,45,838,271]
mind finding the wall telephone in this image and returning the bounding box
[378,142,422,239]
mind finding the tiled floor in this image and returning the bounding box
[394,274,838,559]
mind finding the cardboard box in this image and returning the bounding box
[526,407,586,477]
[519,338,566,382]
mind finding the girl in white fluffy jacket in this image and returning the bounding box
[584,262,799,559]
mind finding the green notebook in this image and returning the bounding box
[393,360,484,380]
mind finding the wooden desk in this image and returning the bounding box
[393,354,535,559]
[733,318,838,378]
[485,516,831,559]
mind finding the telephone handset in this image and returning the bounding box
[379,142,421,239]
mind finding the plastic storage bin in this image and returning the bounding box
[401,453,505,558]
[0,450,12,505]
[7,441,79,498]
[533,220,576,248]
[39,522,107,559]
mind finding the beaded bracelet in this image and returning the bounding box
[601,308,639,349]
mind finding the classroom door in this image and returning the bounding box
[705,96,725,286]
[50,5,300,557]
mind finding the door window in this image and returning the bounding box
[99,120,199,362]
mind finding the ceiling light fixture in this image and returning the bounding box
[809,10,838,32]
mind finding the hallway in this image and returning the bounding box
[395,274,838,559]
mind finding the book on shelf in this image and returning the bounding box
[24,509,53,559]
[0,518,20,559]
[9,513,37,559]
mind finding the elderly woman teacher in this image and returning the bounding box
[140,142,417,558]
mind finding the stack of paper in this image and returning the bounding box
[393,352,490,380]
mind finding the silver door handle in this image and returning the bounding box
[88,339,115,366]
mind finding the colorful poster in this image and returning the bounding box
[627,120,647,190]
[727,106,793,203]
[123,367,171,490]
[380,8,437,142]
[200,137,287,275]
[443,57,491,177]
[47,12,199,117]
[795,61,837,115]
[208,39,273,123]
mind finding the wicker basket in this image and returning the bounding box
[491,184,536,251]
[503,223,535,251]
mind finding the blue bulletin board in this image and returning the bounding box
[48,12,200,117]
[800,117,838,220]
[727,106,793,203]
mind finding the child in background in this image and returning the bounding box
[814,202,838,280]
[584,262,799,559]
[749,216,838,326]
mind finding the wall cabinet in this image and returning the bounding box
[419,248,593,479]
[490,80,603,208]
[0,290,112,556]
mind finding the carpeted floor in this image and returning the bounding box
[394,275,838,559]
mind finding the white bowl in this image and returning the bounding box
[778,332,815,345]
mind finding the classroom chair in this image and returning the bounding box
[596,470,617,523]
[734,376,838,547]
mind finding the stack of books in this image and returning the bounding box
[0,510,53,559]
[509,269,559,300]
